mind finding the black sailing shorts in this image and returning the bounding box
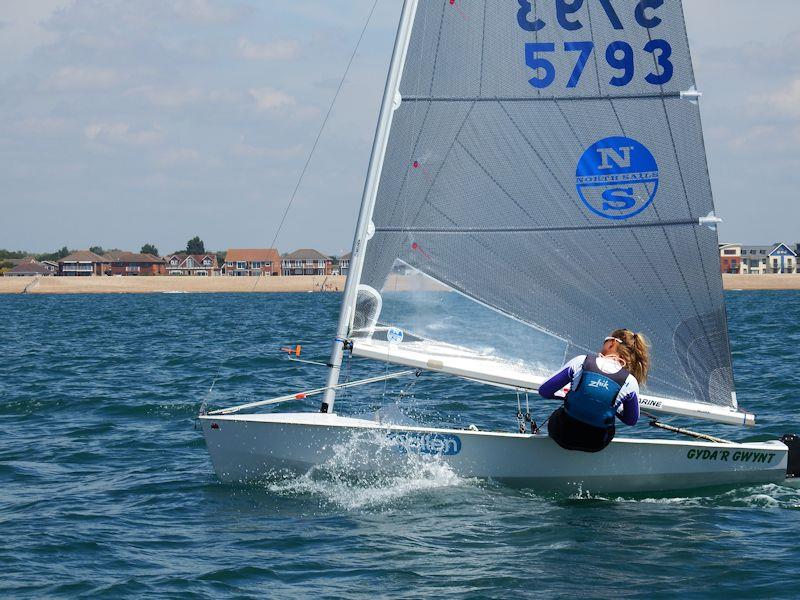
[547,406,614,453]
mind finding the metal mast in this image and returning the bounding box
[320,0,419,413]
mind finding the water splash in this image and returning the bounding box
[264,428,470,511]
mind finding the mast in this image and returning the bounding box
[320,0,419,414]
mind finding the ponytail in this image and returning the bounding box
[609,329,650,384]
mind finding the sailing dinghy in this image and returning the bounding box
[200,0,797,493]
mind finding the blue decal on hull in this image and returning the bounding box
[388,432,462,456]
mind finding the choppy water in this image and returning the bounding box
[2,291,799,598]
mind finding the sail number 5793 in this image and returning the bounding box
[525,39,672,89]
[517,0,673,89]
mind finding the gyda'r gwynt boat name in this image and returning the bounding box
[687,448,777,463]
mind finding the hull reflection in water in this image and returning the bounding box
[200,412,788,494]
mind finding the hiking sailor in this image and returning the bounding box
[539,329,650,453]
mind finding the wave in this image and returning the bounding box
[553,482,800,510]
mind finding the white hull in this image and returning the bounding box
[200,412,788,494]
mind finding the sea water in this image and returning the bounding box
[1,291,799,598]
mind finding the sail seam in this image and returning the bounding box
[644,27,724,387]
[604,98,698,381]
[494,100,683,394]
[375,220,701,233]
[569,0,679,369]
[496,100,650,328]
[401,93,682,102]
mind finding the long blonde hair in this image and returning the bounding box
[609,329,650,384]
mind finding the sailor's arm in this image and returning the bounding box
[616,377,640,426]
[538,355,585,399]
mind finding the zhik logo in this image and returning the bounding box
[588,379,610,390]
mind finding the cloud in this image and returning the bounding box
[238,37,299,61]
[249,87,295,111]
[751,78,800,118]
[84,122,163,146]
[232,137,304,159]
[157,148,202,166]
[125,85,240,109]
[47,66,122,90]
[170,0,239,23]
[155,147,222,168]
[6,117,72,136]
[126,85,205,108]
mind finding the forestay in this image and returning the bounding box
[347,1,742,423]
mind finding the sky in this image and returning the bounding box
[1,0,799,255]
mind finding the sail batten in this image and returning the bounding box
[349,0,737,420]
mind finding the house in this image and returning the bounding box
[59,250,110,276]
[163,253,219,276]
[223,248,281,276]
[281,249,333,276]
[767,243,797,274]
[40,260,59,274]
[734,243,798,274]
[5,261,54,277]
[6,256,37,267]
[103,251,166,276]
[719,244,743,274]
[738,245,771,275]
[336,252,351,277]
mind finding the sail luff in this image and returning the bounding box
[320,0,420,414]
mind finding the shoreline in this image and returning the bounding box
[0,275,346,294]
[721,274,800,291]
[2,274,800,294]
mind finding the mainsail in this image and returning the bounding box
[329,0,746,425]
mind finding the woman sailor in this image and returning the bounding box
[539,329,650,453]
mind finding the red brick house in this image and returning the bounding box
[223,248,281,276]
[59,250,110,276]
[281,249,333,276]
[719,244,742,274]
[163,253,219,276]
[103,251,166,275]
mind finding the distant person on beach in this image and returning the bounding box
[538,329,649,453]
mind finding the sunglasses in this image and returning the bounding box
[604,336,623,344]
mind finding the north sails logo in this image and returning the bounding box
[597,145,633,170]
[576,136,659,220]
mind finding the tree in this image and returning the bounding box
[89,245,105,255]
[37,246,70,261]
[216,251,226,267]
[186,236,205,255]
[141,243,159,256]
[0,249,28,260]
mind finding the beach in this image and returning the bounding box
[0,275,346,294]
[1,273,799,293]
[722,274,800,290]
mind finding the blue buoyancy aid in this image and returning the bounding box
[564,355,630,428]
